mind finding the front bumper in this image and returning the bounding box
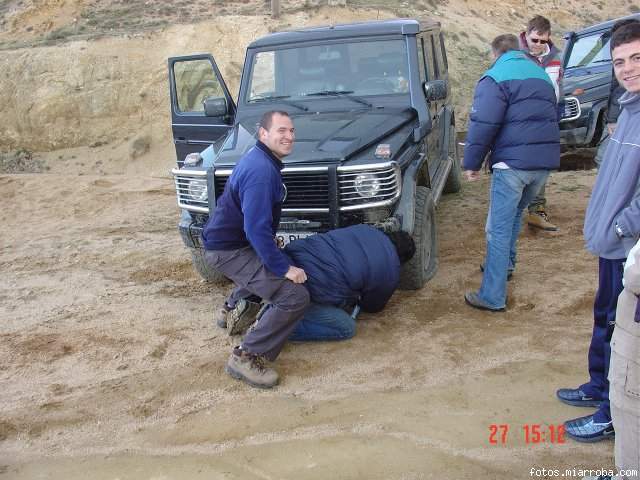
[560,125,589,146]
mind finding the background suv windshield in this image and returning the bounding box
[246,39,409,101]
[565,32,611,69]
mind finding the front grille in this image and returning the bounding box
[172,169,209,213]
[337,163,401,211]
[215,169,330,211]
[561,96,581,122]
[172,162,401,218]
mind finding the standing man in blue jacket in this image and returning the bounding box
[202,110,310,389]
[556,19,640,443]
[462,34,560,312]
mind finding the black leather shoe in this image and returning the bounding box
[556,388,603,407]
[564,414,614,443]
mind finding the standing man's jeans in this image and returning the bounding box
[527,180,548,213]
[205,246,309,361]
[289,303,357,342]
[594,134,610,168]
[478,168,550,309]
[581,257,625,424]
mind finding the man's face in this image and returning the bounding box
[526,29,551,56]
[613,39,640,94]
[258,113,295,159]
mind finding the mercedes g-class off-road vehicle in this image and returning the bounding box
[168,19,460,290]
[560,13,640,149]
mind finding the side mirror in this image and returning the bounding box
[423,80,448,102]
[203,97,229,117]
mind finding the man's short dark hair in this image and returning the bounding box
[611,19,640,52]
[259,110,290,131]
[385,231,416,264]
[527,15,551,34]
[491,34,519,56]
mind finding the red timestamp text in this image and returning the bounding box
[488,424,565,445]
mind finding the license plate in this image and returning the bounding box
[276,231,315,248]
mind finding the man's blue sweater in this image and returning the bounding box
[202,141,291,277]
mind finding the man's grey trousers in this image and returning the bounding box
[205,246,309,361]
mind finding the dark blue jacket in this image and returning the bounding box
[202,141,291,277]
[284,225,400,312]
[463,50,560,171]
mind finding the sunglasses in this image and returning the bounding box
[530,38,549,45]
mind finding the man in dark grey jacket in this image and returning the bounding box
[556,19,640,443]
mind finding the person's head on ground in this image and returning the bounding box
[491,34,519,60]
[525,15,552,56]
[611,19,640,94]
[258,110,295,159]
[385,230,416,264]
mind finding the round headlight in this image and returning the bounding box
[354,173,381,198]
[187,179,208,202]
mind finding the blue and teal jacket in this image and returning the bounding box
[202,141,291,277]
[463,50,560,171]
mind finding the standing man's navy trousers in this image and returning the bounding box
[580,256,625,423]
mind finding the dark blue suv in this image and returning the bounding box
[560,13,640,148]
[168,19,460,290]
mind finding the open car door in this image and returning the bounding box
[168,54,236,166]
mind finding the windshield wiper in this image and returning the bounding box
[305,90,373,108]
[248,94,308,111]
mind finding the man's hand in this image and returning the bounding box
[464,170,481,182]
[285,265,307,283]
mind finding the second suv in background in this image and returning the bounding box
[560,13,640,149]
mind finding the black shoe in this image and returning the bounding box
[479,264,513,281]
[556,387,603,407]
[464,291,505,312]
[564,414,614,443]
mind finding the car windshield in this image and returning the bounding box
[565,31,612,69]
[245,39,410,103]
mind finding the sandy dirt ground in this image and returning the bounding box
[0,165,621,479]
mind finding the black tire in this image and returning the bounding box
[190,247,229,285]
[443,123,462,194]
[399,186,438,290]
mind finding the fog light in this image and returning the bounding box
[187,178,207,202]
[184,152,202,166]
[354,173,380,198]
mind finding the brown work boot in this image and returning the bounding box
[227,298,262,336]
[225,347,279,389]
[527,210,558,231]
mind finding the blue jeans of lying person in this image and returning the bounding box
[478,168,550,309]
[289,303,358,342]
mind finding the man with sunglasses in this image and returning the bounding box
[519,15,563,232]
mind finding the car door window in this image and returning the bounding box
[173,59,226,113]
[429,35,441,79]
[424,34,438,81]
[417,36,430,82]
[435,33,447,77]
